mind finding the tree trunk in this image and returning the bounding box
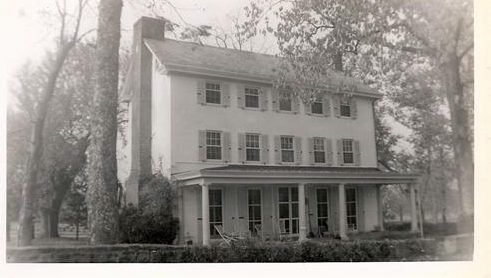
[86,0,122,245]
[441,51,473,234]
[6,218,11,242]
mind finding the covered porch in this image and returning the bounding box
[173,165,420,246]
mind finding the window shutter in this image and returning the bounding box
[354,140,361,166]
[308,137,315,165]
[259,88,268,111]
[198,130,206,161]
[237,84,245,109]
[197,80,206,105]
[272,88,279,112]
[293,97,300,114]
[223,132,231,162]
[323,95,331,117]
[238,133,246,163]
[294,137,302,165]
[274,135,281,164]
[260,134,269,164]
[221,83,230,107]
[336,139,343,166]
[350,98,357,119]
[325,138,333,166]
[333,95,340,118]
[305,101,312,115]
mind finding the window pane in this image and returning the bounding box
[343,153,353,164]
[279,204,289,218]
[292,203,298,218]
[207,146,222,160]
[206,90,221,104]
[317,204,327,217]
[206,83,220,90]
[209,190,222,205]
[340,104,351,117]
[281,150,294,162]
[346,189,356,202]
[248,189,261,204]
[280,137,293,149]
[245,88,259,108]
[279,97,292,111]
[314,151,326,163]
[291,187,298,201]
[291,219,298,234]
[246,149,260,161]
[246,134,259,148]
[317,189,327,203]
[313,138,324,150]
[342,140,352,152]
[311,102,323,114]
[279,188,289,202]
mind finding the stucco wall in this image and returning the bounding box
[362,185,379,231]
[163,72,377,173]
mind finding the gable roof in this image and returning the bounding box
[144,38,381,97]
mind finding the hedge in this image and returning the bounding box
[7,239,439,263]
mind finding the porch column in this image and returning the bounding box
[409,183,418,232]
[376,185,384,231]
[338,183,348,240]
[201,183,210,246]
[298,183,307,241]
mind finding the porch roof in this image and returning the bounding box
[173,165,420,186]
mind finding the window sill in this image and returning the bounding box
[308,113,328,117]
[241,106,266,112]
[201,102,228,108]
[276,110,298,115]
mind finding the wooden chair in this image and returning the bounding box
[254,224,264,241]
[214,225,238,246]
[278,219,289,241]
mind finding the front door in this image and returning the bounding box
[278,187,299,234]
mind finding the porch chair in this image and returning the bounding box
[214,225,238,246]
[278,219,289,241]
[254,224,264,241]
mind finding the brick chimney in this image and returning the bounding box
[125,17,166,206]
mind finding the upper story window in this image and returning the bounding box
[245,88,259,108]
[246,133,260,161]
[280,136,294,162]
[311,101,323,114]
[206,131,222,160]
[342,139,354,164]
[279,97,292,111]
[205,82,221,104]
[340,98,351,117]
[313,138,326,163]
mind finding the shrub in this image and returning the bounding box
[119,173,179,244]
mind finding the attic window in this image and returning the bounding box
[340,98,351,117]
[205,82,221,104]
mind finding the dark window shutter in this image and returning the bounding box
[259,88,268,111]
[272,88,279,112]
[325,138,333,166]
[223,132,231,162]
[337,139,343,166]
[199,130,206,161]
[333,95,340,118]
[323,95,331,117]
[238,133,246,163]
[350,98,357,119]
[274,135,281,164]
[221,83,230,107]
[260,134,269,164]
[308,137,315,165]
[237,84,245,109]
[294,137,302,165]
[354,140,361,166]
[197,81,205,105]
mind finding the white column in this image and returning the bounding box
[338,183,347,240]
[409,183,418,232]
[201,183,210,246]
[376,185,384,231]
[298,183,307,241]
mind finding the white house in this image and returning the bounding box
[121,17,420,246]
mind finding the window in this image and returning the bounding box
[205,82,221,104]
[313,138,326,163]
[206,131,222,160]
[316,188,329,232]
[278,187,299,234]
[245,87,259,108]
[248,189,262,234]
[340,98,351,117]
[279,96,292,111]
[209,189,223,236]
[280,136,294,162]
[246,134,260,161]
[342,139,354,164]
[311,101,323,114]
[345,188,357,230]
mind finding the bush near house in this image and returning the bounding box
[7,239,443,262]
[119,173,179,244]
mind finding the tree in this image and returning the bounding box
[243,0,473,218]
[86,0,123,244]
[59,171,88,240]
[16,0,90,246]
